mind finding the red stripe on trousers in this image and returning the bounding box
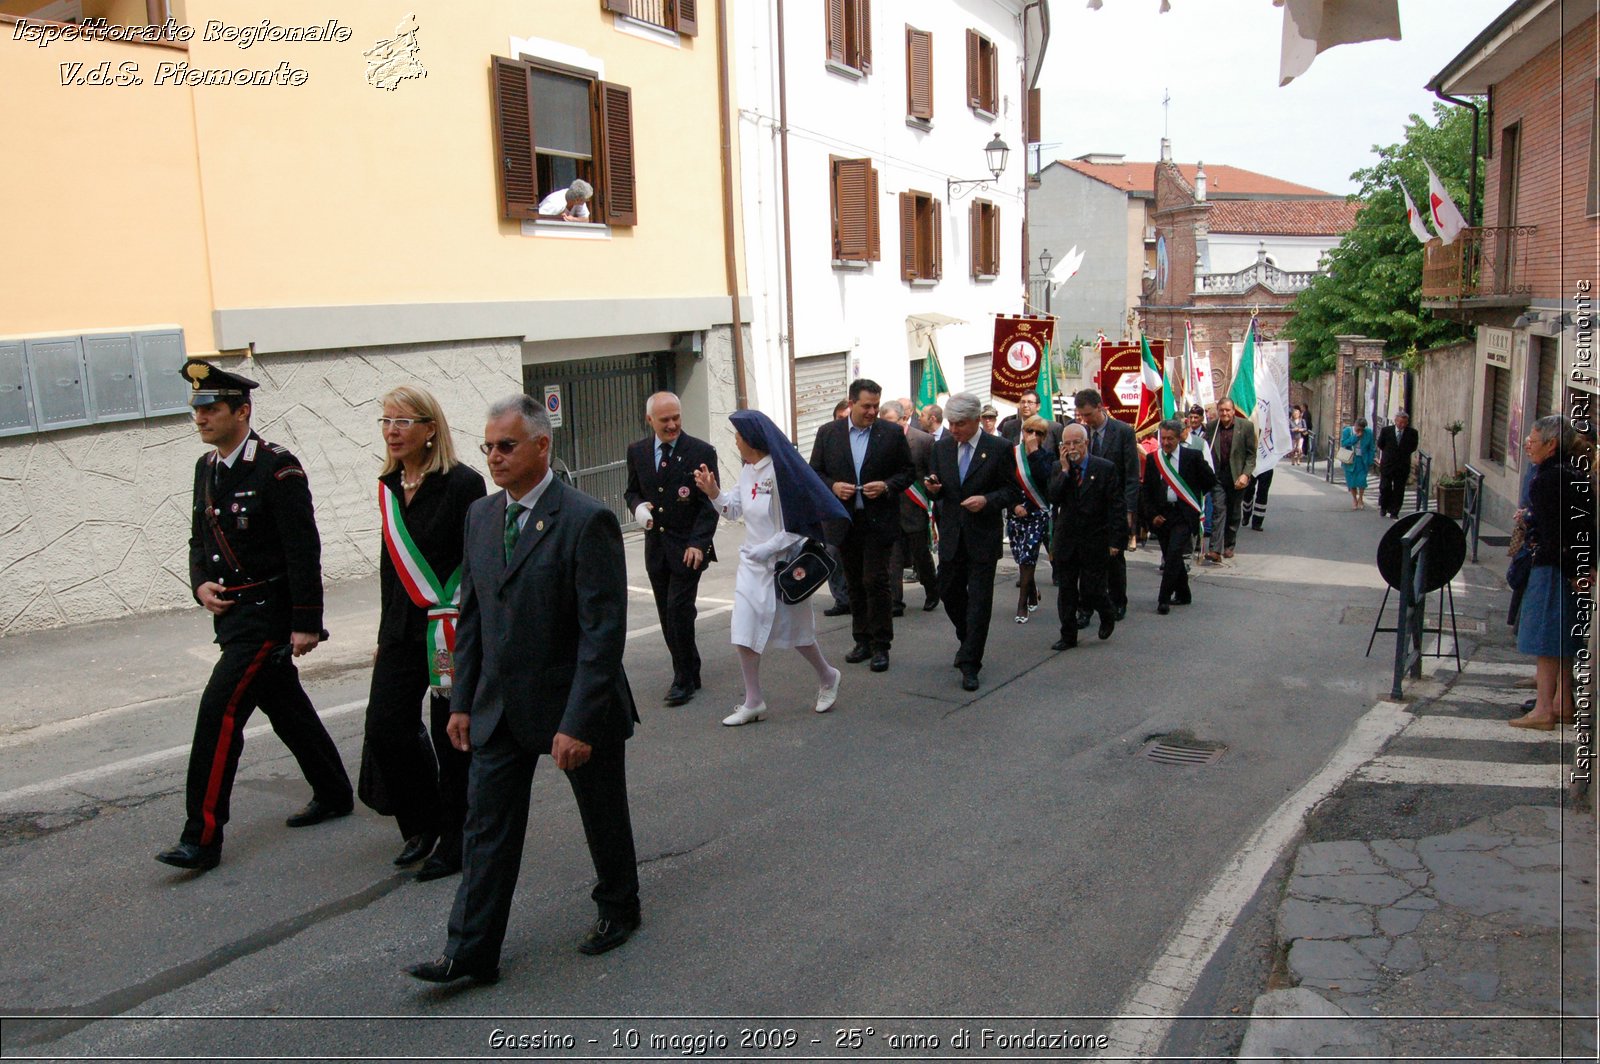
[199,641,277,845]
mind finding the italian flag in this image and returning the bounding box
[1137,332,1164,427]
[1013,444,1047,510]
[1228,317,1257,416]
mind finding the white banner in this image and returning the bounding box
[1231,339,1293,476]
[1192,354,1217,407]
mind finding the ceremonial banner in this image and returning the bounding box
[1192,353,1217,406]
[1098,338,1165,438]
[1228,334,1293,476]
[990,314,1053,403]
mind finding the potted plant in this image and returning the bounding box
[1435,420,1466,519]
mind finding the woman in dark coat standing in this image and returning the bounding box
[362,385,485,879]
[1509,415,1591,731]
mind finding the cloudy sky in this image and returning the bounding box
[1034,0,1514,195]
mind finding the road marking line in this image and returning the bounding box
[1356,755,1566,788]
[1439,684,1527,703]
[1402,715,1558,744]
[1097,699,1412,1062]
[624,604,733,642]
[0,700,370,809]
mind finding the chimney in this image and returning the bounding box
[1194,161,1206,202]
[1159,137,1172,163]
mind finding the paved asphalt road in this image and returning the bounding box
[0,464,1499,1060]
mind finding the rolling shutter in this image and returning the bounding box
[597,81,636,226]
[906,28,932,119]
[794,352,850,451]
[490,57,538,220]
[1485,365,1510,463]
[964,352,992,403]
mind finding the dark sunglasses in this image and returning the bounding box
[478,438,527,456]
[1024,429,1046,437]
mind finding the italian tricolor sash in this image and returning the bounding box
[379,482,463,696]
[1155,448,1203,515]
[904,481,934,537]
[1013,444,1047,510]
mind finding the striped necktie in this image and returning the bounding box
[504,502,526,562]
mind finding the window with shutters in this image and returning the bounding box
[830,157,880,265]
[969,200,999,280]
[600,0,699,38]
[1482,364,1509,463]
[898,190,942,284]
[490,55,637,227]
[905,26,933,124]
[825,0,871,76]
[966,30,998,116]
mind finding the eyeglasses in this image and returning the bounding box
[479,438,527,456]
[378,417,433,429]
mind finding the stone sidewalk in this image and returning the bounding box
[1239,652,1598,1061]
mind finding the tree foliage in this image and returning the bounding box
[1285,102,1484,381]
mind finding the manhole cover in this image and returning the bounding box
[1142,733,1226,766]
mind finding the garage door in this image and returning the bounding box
[794,351,849,455]
[964,352,992,403]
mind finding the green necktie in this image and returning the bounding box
[504,501,526,562]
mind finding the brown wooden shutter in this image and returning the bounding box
[833,158,872,260]
[988,203,1000,276]
[827,0,845,62]
[490,57,538,221]
[986,40,999,112]
[931,197,943,280]
[856,0,872,72]
[597,81,636,225]
[1027,87,1041,143]
[601,0,630,13]
[969,201,980,279]
[677,0,699,36]
[906,28,933,119]
[966,29,981,109]
[899,192,917,280]
[865,164,880,261]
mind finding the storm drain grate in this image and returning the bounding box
[1142,735,1227,766]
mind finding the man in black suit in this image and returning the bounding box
[999,392,1063,451]
[1048,422,1121,651]
[880,400,939,615]
[408,394,640,986]
[810,379,914,672]
[624,392,718,705]
[1075,389,1141,621]
[820,400,853,617]
[1375,410,1419,519]
[1143,419,1218,614]
[925,392,1022,691]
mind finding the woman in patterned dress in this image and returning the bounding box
[1007,416,1058,623]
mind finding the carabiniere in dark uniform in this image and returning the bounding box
[155,358,352,874]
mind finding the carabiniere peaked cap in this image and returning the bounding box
[180,358,259,407]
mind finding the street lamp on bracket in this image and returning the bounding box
[947,132,1010,202]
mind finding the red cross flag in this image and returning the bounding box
[1425,161,1467,246]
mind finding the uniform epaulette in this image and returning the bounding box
[267,443,291,455]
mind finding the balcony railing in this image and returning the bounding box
[1196,259,1319,296]
[1420,226,1536,301]
[613,0,675,31]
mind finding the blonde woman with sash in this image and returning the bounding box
[363,386,485,880]
[1006,415,1057,622]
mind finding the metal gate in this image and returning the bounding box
[964,352,992,403]
[521,353,673,528]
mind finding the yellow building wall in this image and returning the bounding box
[189,0,727,309]
[0,36,215,344]
[2,0,730,351]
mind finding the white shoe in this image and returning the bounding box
[722,702,767,726]
[815,670,841,713]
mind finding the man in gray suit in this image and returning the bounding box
[880,400,939,614]
[407,394,640,987]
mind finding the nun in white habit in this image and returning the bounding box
[692,409,849,726]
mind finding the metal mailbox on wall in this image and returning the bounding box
[0,341,34,437]
[26,336,90,431]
